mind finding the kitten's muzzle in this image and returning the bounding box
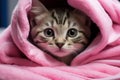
[56,43,65,49]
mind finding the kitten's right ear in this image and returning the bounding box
[28,0,49,27]
[31,0,48,16]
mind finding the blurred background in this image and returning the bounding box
[0,0,18,32]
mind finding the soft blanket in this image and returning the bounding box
[1,0,120,80]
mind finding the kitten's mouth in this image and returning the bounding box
[53,48,73,57]
[56,49,65,52]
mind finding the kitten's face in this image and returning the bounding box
[30,9,91,57]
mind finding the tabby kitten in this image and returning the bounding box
[28,2,91,65]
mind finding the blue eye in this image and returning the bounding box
[44,28,54,37]
[67,28,78,37]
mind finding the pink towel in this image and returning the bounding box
[1,0,120,79]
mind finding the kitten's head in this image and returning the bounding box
[29,2,91,57]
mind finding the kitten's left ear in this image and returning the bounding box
[72,9,91,27]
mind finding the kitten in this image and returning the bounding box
[28,2,91,65]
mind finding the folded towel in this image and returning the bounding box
[1,0,120,79]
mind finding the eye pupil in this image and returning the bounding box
[44,28,54,37]
[68,28,77,37]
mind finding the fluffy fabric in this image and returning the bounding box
[1,0,120,79]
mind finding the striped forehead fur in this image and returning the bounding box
[50,9,70,25]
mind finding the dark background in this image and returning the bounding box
[0,0,8,28]
[0,0,18,28]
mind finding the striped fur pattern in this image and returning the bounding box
[29,5,91,65]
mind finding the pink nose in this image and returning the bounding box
[56,43,64,48]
